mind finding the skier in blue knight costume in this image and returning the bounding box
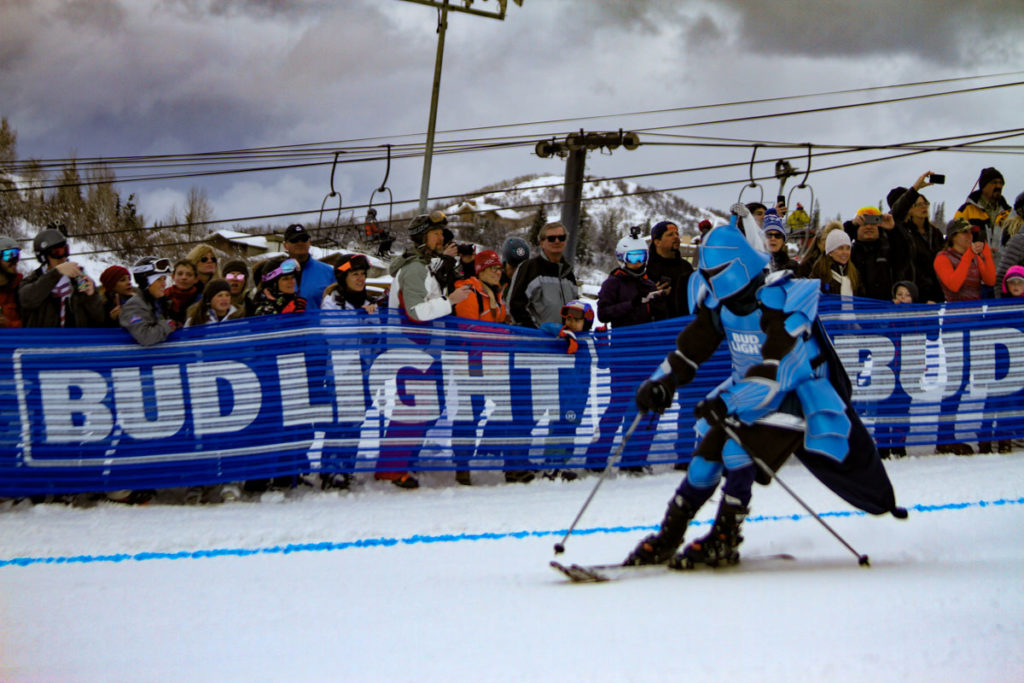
[627,214,906,569]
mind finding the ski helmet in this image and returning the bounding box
[0,235,19,264]
[334,253,370,287]
[697,218,770,301]
[615,229,649,272]
[261,256,301,293]
[33,227,67,262]
[131,256,172,290]
[408,210,448,243]
[501,236,530,267]
[560,299,594,331]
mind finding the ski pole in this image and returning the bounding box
[553,411,647,556]
[720,418,871,567]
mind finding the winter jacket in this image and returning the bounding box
[890,187,946,303]
[0,273,23,328]
[645,247,693,318]
[18,265,105,328]
[452,276,507,323]
[769,249,799,274]
[120,293,174,346]
[954,189,1011,253]
[507,253,578,328]
[321,283,384,311]
[995,211,1024,296]
[596,268,667,328]
[161,284,200,325]
[387,246,454,322]
[819,262,857,297]
[183,303,245,327]
[295,257,335,311]
[843,223,910,301]
[253,290,307,316]
[934,245,996,302]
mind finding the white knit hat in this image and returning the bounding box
[825,229,852,254]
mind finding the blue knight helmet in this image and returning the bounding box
[698,216,770,300]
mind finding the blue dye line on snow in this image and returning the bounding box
[2,496,1021,569]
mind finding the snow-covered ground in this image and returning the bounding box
[2,453,1023,681]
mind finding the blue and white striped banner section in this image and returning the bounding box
[2,297,1023,496]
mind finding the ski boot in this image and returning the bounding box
[670,495,748,569]
[623,494,697,566]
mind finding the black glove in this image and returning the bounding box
[636,376,676,414]
[694,396,728,426]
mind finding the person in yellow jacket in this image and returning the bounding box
[955,167,1011,257]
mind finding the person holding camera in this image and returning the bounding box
[18,225,104,328]
[934,218,996,302]
[888,171,947,303]
[842,206,910,301]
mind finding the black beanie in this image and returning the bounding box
[222,259,249,278]
[886,187,908,210]
[1014,191,1024,215]
[978,167,1004,190]
[202,278,232,302]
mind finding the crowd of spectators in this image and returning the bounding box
[2,165,1022,502]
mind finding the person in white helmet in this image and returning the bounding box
[585,226,671,473]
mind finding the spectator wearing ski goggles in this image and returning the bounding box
[0,238,23,328]
[261,257,301,284]
[254,256,307,316]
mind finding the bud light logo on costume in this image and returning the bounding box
[728,332,761,357]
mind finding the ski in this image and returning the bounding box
[551,553,796,583]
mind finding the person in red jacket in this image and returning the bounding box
[934,218,996,301]
[0,235,23,328]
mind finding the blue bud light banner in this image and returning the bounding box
[2,297,1023,496]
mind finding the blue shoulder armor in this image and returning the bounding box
[688,270,719,312]
[758,275,819,338]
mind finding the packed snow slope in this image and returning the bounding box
[1,453,1023,682]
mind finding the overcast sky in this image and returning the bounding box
[3,0,1024,235]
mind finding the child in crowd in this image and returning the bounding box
[892,280,919,304]
[100,265,134,327]
[877,280,920,460]
[540,299,594,354]
[184,278,244,327]
[162,259,201,326]
[1002,266,1024,297]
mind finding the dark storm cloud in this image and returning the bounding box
[550,0,1023,64]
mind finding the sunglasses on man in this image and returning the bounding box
[544,233,567,243]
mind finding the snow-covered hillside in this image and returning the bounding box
[481,173,726,238]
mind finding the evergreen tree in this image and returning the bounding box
[811,198,821,233]
[0,118,16,172]
[51,159,86,234]
[932,201,945,228]
[575,206,593,266]
[528,204,548,245]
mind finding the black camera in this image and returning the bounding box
[929,173,945,185]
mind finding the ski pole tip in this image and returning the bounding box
[858,554,870,567]
[553,543,566,555]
